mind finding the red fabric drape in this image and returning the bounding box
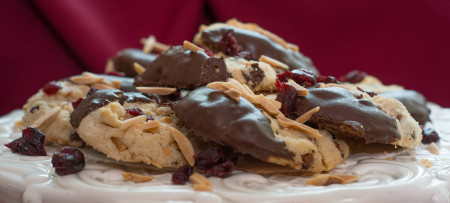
[1,0,449,114]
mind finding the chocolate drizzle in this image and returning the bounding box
[134,46,230,89]
[295,87,400,144]
[174,87,293,161]
[110,48,157,77]
[380,89,430,125]
[201,26,318,74]
[70,89,155,128]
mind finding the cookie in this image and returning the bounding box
[174,85,348,172]
[224,57,277,92]
[70,89,195,168]
[21,73,137,147]
[294,86,422,148]
[193,19,318,74]
[106,48,158,77]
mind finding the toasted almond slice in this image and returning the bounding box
[224,88,241,102]
[259,55,289,70]
[227,78,254,96]
[287,79,308,96]
[306,174,359,186]
[111,80,122,89]
[206,81,227,92]
[153,42,171,53]
[30,106,61,128]
[71,75,104,84]
[122,172,154,183]
[256,29,288,49]
[193,184,212,191]
[105,59,115,73]
[242,83,255,96]
[111,137,127,152]
[136,87,177,95]
[427,142,439,155]
[189,173,212,186]
[134,62,146,74]
[135,120,160,130]
[322,83,354,91]
[295,107,320,123]
[269,98,282,110]
[142,35,156,53]
[169,127,195,166]
[277,115,322,139]
[255,95,280,116]
[160,116,173,124]
[91,83,115,90]
[120,115,147,130]
[183,40,205,53]
[287,43,299,52]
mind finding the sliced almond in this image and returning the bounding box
[306,174,358,186]
[153,42,171,53]
[169,127,195,166]
[134,62,146,74]
[91,83,115,90]
[277,115,322,139]
[31,106,61,128]
[224,88,241,102]
[206,81,227,92]
[193,184,212,191]
[183,40,204,53]
[160,116,173,124]
[71,72,104,84]
[259,55,289,70]
[136,87,177,95]
[287,79,308,96]
[105,59,115,73]
[142,35,156,53]
[189,173,212,191]
[269,98,282,110]
[111,137,127,152]
[120,115,147,130]
[255,95,280,116]
[287,43,299,52]
[111,80,122,89]
[135,120,161,130]
[122,172,154,183]
[295,107,320,123]
[227,78,254,96]
[322,83,354,91]
[427,142,439,155]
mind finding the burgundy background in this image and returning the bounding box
[1,0,449,115]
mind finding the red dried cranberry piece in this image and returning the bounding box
[339,70,367,83]
[86,88,98,97]
[5,138,21,153]
[171,165,193,185]
[357,87,377,97]
[194,148,236,178]
[42,81,62,95]
[5,127,47,156]
[197,44,215,57]
[290,69,317,87]
[125,108,144,117]
[219,30,240,56]
[72,98,84,109]
[106,71,125,77]
[276,80,298,117]
[203,159,235,178]
[317,75,340,84]
[421,124,440,144]
[52,147,85,176]
[276,70,293,83]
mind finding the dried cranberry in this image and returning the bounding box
[422,124,440,144]
[219,30,240,56]
[171,165,193,185]
[357,87,377,97]
[197,44,215,57]
[106,71,125,77]
[276,70,293,83]
[290,69,317,87]
[5,127,47,156]
[72,98,84,109]
[42,81,62,95]
[194,148,236,178]
[317,75,340,84]
[339,70,367,83]
[276,80,298,117]
[86,88,98,97]
[52,147,85,176]
[125,108,144,117]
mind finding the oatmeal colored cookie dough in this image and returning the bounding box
[225,57,277,92]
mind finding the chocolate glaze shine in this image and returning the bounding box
[111,48,157,77]
[174,87,293,161]
[134,46,230,89]
[70,89,154,128]
[295,87,400,144]
[201,26,318,74]
[380,89,430,125]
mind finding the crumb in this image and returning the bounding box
[420,159,434,168]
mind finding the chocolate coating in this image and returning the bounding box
[295,87,400,144]
[174,87,293,161]
[99,74,137,92]
[110,48,157,77]
[70,89,154,128]
[134,46,230,89]
[380,89,430,125]
[201,26,318,74]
